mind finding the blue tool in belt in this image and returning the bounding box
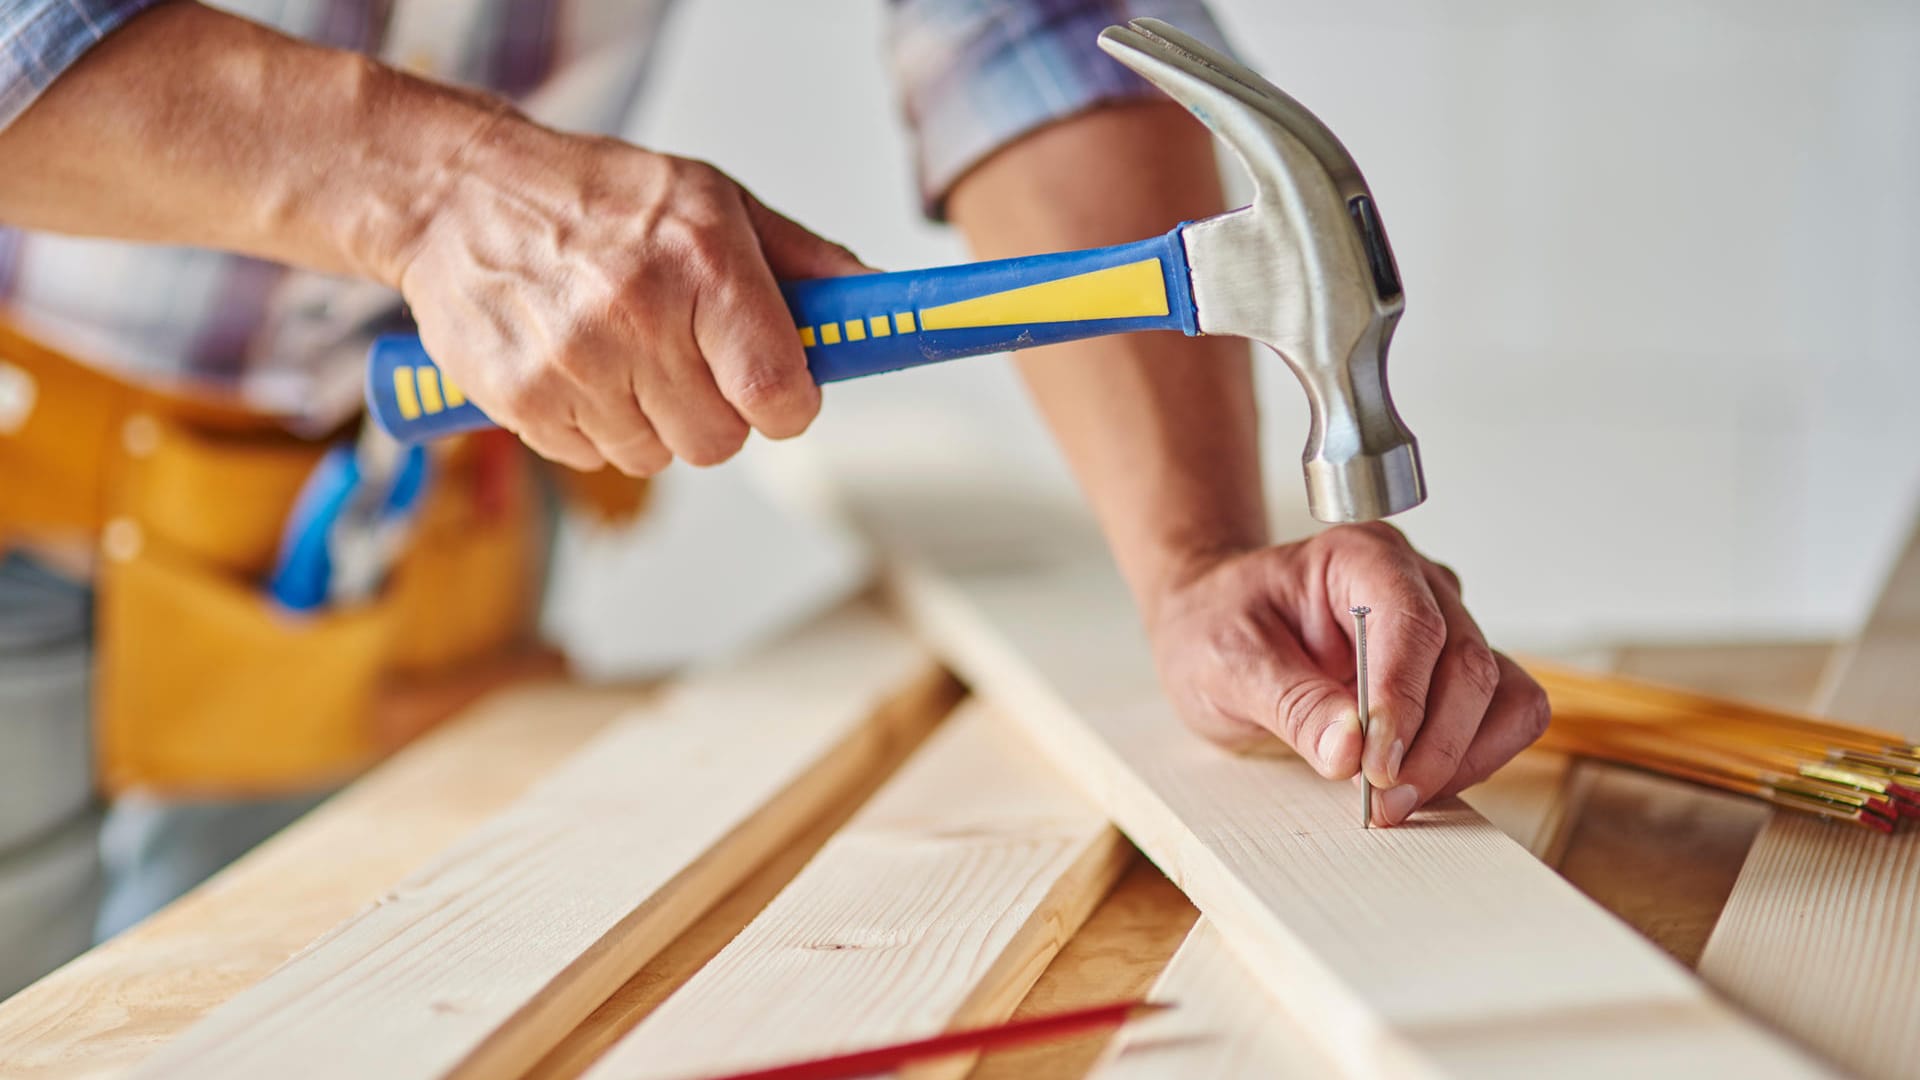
[268,427,430,612]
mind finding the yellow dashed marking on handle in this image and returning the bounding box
[869,315,891,338]
[443,376,466,408]
[820,322,842,345]
[844,319,866,342]
[799,326,817,347]
[417,367,445,414]
[895,312,916,334]
[392,367,422,421]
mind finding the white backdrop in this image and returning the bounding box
[592,1,1920,652]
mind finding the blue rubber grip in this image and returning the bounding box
[367,226,1196,443]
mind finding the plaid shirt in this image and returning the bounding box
[0,0,1227,424]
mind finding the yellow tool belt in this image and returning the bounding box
[0,317,561,798]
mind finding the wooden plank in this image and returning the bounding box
[522,685,965,1080]
[966,856,1197,1080]
[850,496,1826,1078]
[130,603,950,1080]
[1699,523,1920,1077]
[0,678,634,1080]
[1458,748,1586,864]
[581,700,1129,1080]
[1090,919,1340,1078]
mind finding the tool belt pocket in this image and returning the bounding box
[92,418,540,798]
[93,419,398,796]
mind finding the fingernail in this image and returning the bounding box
[1316,713,1361,774]
[1386,739,1406,784]
[1381,784,1421,826]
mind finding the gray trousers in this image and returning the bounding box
[0,553,321,999]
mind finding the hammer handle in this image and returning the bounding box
[368,227,1197,443]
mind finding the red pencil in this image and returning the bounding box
[691,998,1171,1080]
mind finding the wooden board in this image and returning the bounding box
[1699,523,1920,1077]
[130,604,948,1080]
[1090,919,1339,1078]
[846,490,1827,1078]
[0,679,634,1080]
[966,856,1196,1080]
[581,700,1128,1080]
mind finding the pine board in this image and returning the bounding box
[964,857,1196,1080]
[851,495,1827,1079]
[1699,523,1920,1077]
[130,604,945,1080]
[1090,919,1338,1078]
[0,679,631,1080]
[582,700,1128,1080]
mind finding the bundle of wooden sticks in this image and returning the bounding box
[1529,663,1920,833]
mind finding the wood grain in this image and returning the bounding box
[965,855,1197,1080]
[849,490,1827,1078]
[0,680,635,1080]
[1699,522,1920,1077]
[522,678,963,1080]
[129,604,947,1080]
[581,701,1128,1080]
[1089,918,1340,1078]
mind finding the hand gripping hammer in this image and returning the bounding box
[367,18,1425,523]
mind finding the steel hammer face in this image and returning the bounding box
[1099,19,1425,524]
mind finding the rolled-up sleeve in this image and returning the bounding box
[1,0,166,131]
[889,0,1234,219]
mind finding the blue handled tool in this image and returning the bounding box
[366,18,1428,525]
[367,230,1196,442]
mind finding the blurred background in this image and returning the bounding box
[560,0,1920,657]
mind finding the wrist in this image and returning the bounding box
[317,58,524,287]
[1126,523,1268,628]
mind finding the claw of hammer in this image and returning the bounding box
[1100,18,1425,522]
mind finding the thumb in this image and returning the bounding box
[1234,630,1364,779]
[742,194,872,280]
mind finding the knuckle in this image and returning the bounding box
[680,421,749,467]
[1521,681,1552,740]
[725,362,814,423]
[1272,678,1335,747]
[1417,727,1473,772]
[1432,561,1463,595]
[1451,641,1503,702]
[1395,604,1450,661]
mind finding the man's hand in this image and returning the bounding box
[398,126,867,476]
[1144,524,1549,826]
[0,2,865,477]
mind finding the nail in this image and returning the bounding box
[1316,713,1362,774]
[1386,739,1406,784]
[1380,784,1421,826]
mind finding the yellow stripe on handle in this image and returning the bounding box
[392,367,422,421]
[417,367,445,414]
[917,258,1168,331]
[442,376,466,408]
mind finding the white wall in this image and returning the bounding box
[624,1,1920,649]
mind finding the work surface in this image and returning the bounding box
[0,637,1837,1079]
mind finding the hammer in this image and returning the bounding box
[367,18,1424,524]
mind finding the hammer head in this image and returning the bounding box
[1100,20,1425,524]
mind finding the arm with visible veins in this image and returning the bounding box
[0,1,864,475]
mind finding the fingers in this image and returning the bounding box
[1193,616,1363,779]
[1371,563,1501,825]
[743,192,870,279]
[1326,526,1448,790]
[1431,654,1552,801]
[692,195,823,441]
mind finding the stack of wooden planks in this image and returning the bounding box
[0,488,1912,1078]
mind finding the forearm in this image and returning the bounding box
[946,101,1265,614]
[0,1,500,284]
